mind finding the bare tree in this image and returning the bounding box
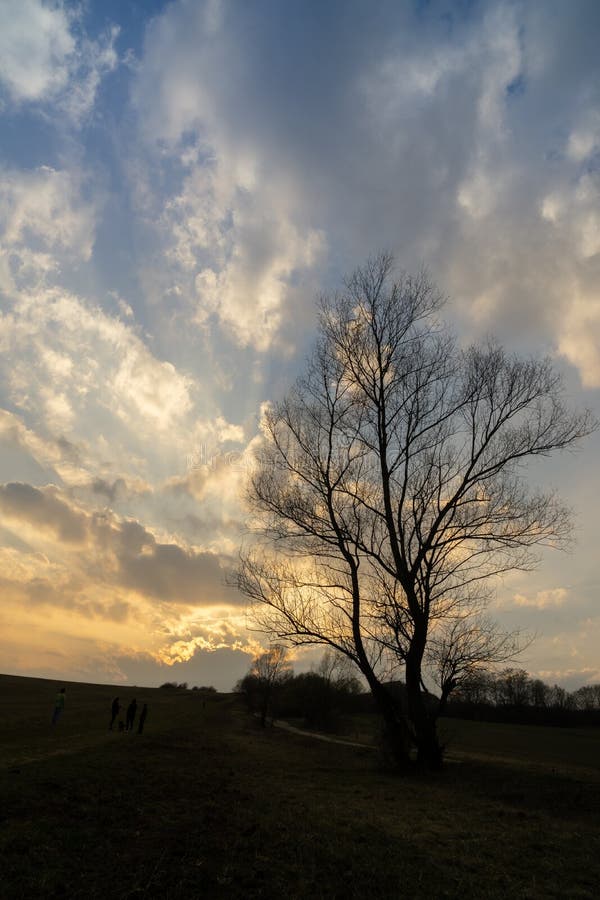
[316,648,360,690]
[243,644,292,727]
[425,615,524,715]
[493,668,532,707]
[237,254,595,769]
[572,684,600,711]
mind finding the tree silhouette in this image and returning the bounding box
[237,254,595,769]
[238,645,292,727]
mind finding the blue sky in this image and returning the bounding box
[0,0,599,690]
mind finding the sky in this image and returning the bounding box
[0,0,599,692]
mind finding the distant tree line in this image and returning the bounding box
[159,682,217,693]
[237,649,600,732]
[445,668,600,726]
[235,647,364,731]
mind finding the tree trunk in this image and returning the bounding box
[259,684,271,727]
[367,676,413,769]
[405,646,444,770]
[437,680,455,718]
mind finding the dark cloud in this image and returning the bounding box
[83,476,153,506]
[56,436,82,466]
[113,518,154,555]
[0,479,243,608]
[0,482,87,542]
[90,477,126,501]
[87,598,131,623]
[117,537,239,606]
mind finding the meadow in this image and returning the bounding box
[0,673,598,899]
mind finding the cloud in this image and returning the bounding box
[0,166,97,271]
[192,196,324,350]
[536,666,600,690]
[0,475,249,684]
[1,0,599,691]
[0,479,241,608]
[89,477,129,503]
[117,535,237,607]
[105,515,240,609]
[157,152,324,350]
[0,482,88,543]
[0,287,195,450]
[130,0,600,383]
[137,152,325,350]
[513,588,569,610]
[0,0,118,124]
[0,569,131,624]
[0,0,75,103]
[0,408,79,473]
[130,4,325,352]
[115,645,254,691]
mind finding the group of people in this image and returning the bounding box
[49,687,148,734]
[109,696,148,734]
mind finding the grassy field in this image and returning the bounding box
[1,674,599,899]
[330,712,600,778]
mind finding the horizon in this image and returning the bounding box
[1,667,597,699]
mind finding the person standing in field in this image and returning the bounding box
[51,687,66,726]
[137,703,148,734]
[126,698,137,732]
[109,697,120,730]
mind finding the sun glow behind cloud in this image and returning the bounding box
[0,0,598,689]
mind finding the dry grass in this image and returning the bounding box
[1,673,598,898]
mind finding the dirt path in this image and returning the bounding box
[272,718,375,749]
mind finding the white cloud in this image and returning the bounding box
[0,288,195,447]
[566,112,600,163]
[193,208,323,350]
[536,667,600,689]
[557,287,600,388]
[0,0,74,102]
[0,407,87,484]
[0,283,251,569]
[145,150,324,350]
[0,0,118,123]
[60,26,119,124]
[160,147,324,346]
[0,165,97,265]
[513,588,569,610]
[130,6,325,352]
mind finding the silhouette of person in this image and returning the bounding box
[126,698,137,731]
[51,687,66,726]
[109,697,120,730]
[137,703,148,734]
